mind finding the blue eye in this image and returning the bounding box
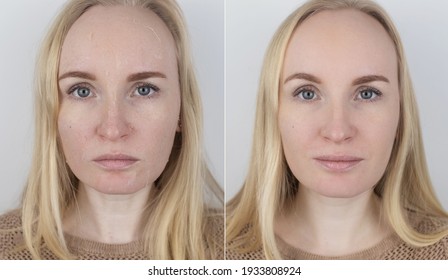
[294,87,317,101]
[357,88,382,101]
[135,84,159,97]
[70,86,92,98]
[300,90,315,100]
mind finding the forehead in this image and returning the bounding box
[283,9,397,78]
[59,5,177,73]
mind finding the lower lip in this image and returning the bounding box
[93,159,138,170]
[314,159,362,172]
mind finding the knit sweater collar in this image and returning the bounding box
[276,233,402,260]
[64,233,145,257]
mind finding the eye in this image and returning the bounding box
[69,85,92,98]
[357,87,382,101]
[294,87,318,101]
[300,90,315,100]
[134,83,159,97]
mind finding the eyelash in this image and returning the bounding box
[132,82,160,98]
[293,85,319,102]
[66,82,161,99]
[67,83,94,99]
[292,85,383,102]
[355,86,383,102]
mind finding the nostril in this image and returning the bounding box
[96,109,131,141]
[320,114,355,143]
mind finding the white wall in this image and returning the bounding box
[0,0,224,213]
[225,0,448,211]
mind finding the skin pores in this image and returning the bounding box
[279,9,400,198]
[58,6,180,195]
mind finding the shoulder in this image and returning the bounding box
[0,209,22,230]
[0,209,28,259]
[383,215,448,260]
[204,210,224,259]
[225,223,265,260]
[205,210,224,244]
[383,235,448,260]
[413,215,448,259]
[414,214,448,235]
[205,209,224,231]
[226,245,265,260]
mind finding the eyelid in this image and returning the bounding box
[135,82,160,91]
[132,82,160,97]
[355,86,383,102]
[67,82,95,99]
[293,85,320,101]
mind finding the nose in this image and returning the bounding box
[96,98,131,141]
[319,102,356,143]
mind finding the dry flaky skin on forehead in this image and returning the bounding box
[61,5,176,75]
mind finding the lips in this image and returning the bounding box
[313,155,363,172]
[92,154,139,170]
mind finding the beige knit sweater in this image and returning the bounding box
[226,215,448,260]
[3,209,447,259]
[0,210,224,260]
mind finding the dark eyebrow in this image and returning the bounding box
[352,75,389,85]
[127,71,167,82]
[58,71,96,81]
[284,72,322,84]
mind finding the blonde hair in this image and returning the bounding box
[19,0,222,259]
[227,0,448,259]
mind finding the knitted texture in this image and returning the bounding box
[0,210,224,260]
[226,216,448,260]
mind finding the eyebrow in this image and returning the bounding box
[284,72,390,85]
[58,71,167,82]
[284,72,321,84]
[127,71,167,82]
[352,75,389,85]
[58,71,96,81]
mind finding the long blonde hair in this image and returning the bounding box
[20,0,222,259]
[227,0,448,259]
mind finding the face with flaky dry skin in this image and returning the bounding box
[279,9,400,198]
[58,5,181,195]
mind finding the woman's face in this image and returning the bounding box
[279,9,400,198]
[58,6,180,195]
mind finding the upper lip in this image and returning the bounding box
[93,154,139,161]
[313,155,364,161]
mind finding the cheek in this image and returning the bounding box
[279,106,315,157]
[133,101,180,163]
[363,101,400,154]
[366,112,399,172]
[57,113,90,163]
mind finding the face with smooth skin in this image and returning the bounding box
[58,6,180,195]
[279,9,400,198]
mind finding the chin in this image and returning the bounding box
[94,186,146,195]
[314,188,369,199]
[90,183,148,195]
[85,175,152,195]
[302,171,377,198]
[304,179,374,199]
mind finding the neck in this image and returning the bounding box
[63,183,151,244]
[276,186,391,256]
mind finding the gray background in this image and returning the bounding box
[0,0,224,213]
[226,0,448,211]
